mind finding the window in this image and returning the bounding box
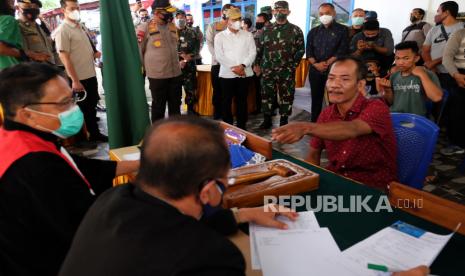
[231,0,257,25]
[201,0,223,34]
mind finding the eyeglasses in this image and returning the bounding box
[23,90,87,108]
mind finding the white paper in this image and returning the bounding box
[123,152,140,161]
[249,211,320,270]
[255,228,350,276]
[343,225,456,273]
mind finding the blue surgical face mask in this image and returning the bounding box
[27,105,84,138]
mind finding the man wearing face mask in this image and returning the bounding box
[206,3,235,120]
[186,13,203,65]
[176,9,200,115]
[423,1,463,91]
[0,62,139,276]
[351,20,394,75]
[349,8,365,40]
[133,8,150,28]
[16,0,55,65]
[256,1,305,128]
[59,116,297,276]
[251,11,271,114]
[137,0,181,122]
[215,7,256,130]
[307,2,349,122]
[401,8,432,60]
[54,0,106,142]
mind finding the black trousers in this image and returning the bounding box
[220,77,248,129]
[309,67,328,122]
[253,74,262,112]
[148,76,182,123]
[79,76,100,136]
[211,64,222,119]
[445,70,465,148]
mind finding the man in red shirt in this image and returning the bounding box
[272,57,397,190]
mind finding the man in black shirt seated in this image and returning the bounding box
[59,116,298,276]
[0,62,139,276]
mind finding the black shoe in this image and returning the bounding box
[279,116,288,126]
[89,133,108,142]
[259,115,272,129]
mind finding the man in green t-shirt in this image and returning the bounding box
[377,41,443,116]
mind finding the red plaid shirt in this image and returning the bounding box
[310,95,398,190]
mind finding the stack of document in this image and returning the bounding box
[250,213,457,276]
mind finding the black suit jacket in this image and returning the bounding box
[59,185,246,276]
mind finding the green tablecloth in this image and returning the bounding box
[273,150,465,276]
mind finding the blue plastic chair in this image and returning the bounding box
[391,113,439,189]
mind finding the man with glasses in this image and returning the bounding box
[59,116,297,276]
[0,62,139,276]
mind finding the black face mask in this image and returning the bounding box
[365,35,378,41]
[187,21,193,27]
[141,16,150,22]
[160,13,173,23]
[255,22,265,30]
[23,8,40,21]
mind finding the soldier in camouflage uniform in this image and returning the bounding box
[186,13,203,65]
[175,10,200,115]
[252,6,272,113]
[255,1,305,128]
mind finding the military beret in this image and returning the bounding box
[273,1,289,10]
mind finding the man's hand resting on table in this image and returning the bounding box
[236,204,298,229]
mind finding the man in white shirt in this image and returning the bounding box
[214,7,256,130]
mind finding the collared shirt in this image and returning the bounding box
[137,21,181,79]
[214,28,256,79]
[53,19,96,80]
[18,19,56,64]
[306,21,350,63]
[310,95,398,190]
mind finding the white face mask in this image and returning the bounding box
[68,10,81,22]
[319,15,333,25]
[230,21,241,30]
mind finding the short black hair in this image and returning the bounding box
[0,0,14,16]
[363,20,380,31]
[186,13,193,17]
[395,41,419,54]
[242,18,252,28]
[440,1,459,18]
[330,56,367,81]
[413,8,426,19]
[60,0,78,8]
[137,116,230,200]
[257,12,270,22]
[319,3,335,10]
[0,62,63,119]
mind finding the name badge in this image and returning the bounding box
[153,40,162,47]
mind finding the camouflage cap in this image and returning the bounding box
[151,0,177,13]
[260,6,272,15]
[273,1,289,10]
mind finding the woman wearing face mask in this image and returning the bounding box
[17,0,56,65]
[0,63,140,276]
